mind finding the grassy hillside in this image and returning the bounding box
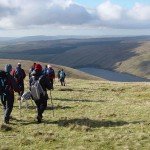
[0,59,101,80]
[0,78,150,149]
[0,36,149,79]
[116,42,150,79]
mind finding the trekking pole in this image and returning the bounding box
[18,99,22,119]
[49,90,54,117]
[18,91,22,119]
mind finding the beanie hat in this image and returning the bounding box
[5,64,12,73]
[18,63,21,67]
[35,64,42,71]
[47,64,52,68]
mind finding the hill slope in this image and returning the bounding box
[0,78,150,149]
[0,36,149,79]
[0,59,101,80]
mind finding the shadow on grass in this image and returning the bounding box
[13,117,145,127]
[53,98,105,103]
[46,105,73,110]
[10,117,40,125]
[13,105,36,110]
[51,118,145,128]
[57,88,93,92]
[58,88,74,91]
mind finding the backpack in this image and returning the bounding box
[30,76,45,100]
[47,69,55,79]
[0,70,11,96]
[60,71,65,78]
[15,67,25,81]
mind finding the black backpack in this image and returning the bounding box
[15,67,25,81]
[0,70,10,96]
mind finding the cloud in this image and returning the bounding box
[0,0,150,30]
[96,1,150,29]
[0,0,92,29]
[97,1,123,20]
[128,3,150,21]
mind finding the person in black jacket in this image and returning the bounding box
[14,63,26,97]
[29,63,36,79]
[1,64,19,124]
[29,64,52,123]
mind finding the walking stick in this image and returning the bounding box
[18,99,22,119]
[18,91,22,119]
[49,90,54,117]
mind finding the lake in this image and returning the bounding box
[79,67,149,82]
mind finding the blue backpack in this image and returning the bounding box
[59,71,66,78]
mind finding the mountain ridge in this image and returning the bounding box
[0,36,149,79]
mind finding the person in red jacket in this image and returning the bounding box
[29,64,52,123]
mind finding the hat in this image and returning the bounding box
[18,63,21,66]
[35,64,42,71]
[5,64,12,73]
[47,64,52,68]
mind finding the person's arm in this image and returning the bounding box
[22,69,26,79]
[29,77,33,91]
[44,76,53,90]
[10,76,19,93]
[54,71,55,79]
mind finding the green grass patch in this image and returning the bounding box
[0,79,150,149]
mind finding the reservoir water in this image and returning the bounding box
[79,68,149,82]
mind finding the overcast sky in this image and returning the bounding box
[0,0,150,37]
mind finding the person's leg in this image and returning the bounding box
[34,100,47,123]
[38,100,47,121]
[64,79,65,86]
[1,96,6,121]
[4,95,14,124]
[60,78,63,86]
[34,100,41,123]
[62,78,65,86]
[50,79,54,89]
[21,82,24,96]
[19,82,24,96]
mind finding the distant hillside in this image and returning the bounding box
[0,36,149,79]
[0,59,101,80]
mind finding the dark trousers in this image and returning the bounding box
[1,94,14,122]
[34,99,47,118]
[49,79,54,89]
[60,77,65,86]
[18,82,24,96]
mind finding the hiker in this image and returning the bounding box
[10,68,16,77]
[43,65,48,76]
[46,64,55,89]
[59,69,66,86]
[29,64,52,123]
[0,64,19,124]
[29,63,36,79]
[57,70,61,81]
[14,63,26,97]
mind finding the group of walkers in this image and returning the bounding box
[0,62,66,124]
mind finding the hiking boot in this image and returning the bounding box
[37,116,42,123]
[9,116,13,119]
[4,120,9,124]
